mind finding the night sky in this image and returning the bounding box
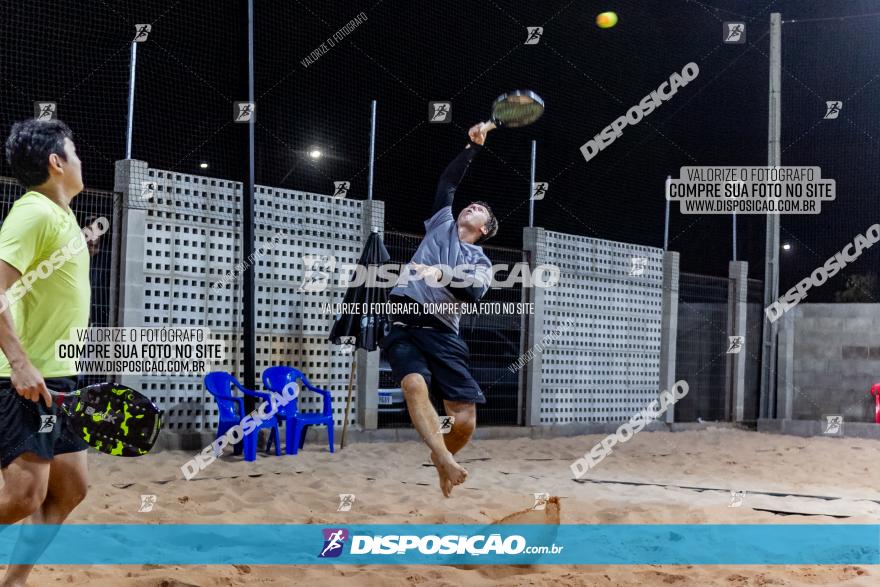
[2,0,879,297]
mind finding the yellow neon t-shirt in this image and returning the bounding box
[0,191,91,377]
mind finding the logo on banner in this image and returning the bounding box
[319,528,349,558]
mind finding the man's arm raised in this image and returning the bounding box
[430,123,493,215]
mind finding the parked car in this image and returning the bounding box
[376,319,522,427]
[378,357,405,414]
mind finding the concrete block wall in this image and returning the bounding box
[777,303,880,422]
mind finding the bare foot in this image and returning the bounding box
[436,452,468,489]
[430,451,453,497]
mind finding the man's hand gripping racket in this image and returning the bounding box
[50,383,163,457]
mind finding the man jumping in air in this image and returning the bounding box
[0,119,91,587]
[381,122,498,497]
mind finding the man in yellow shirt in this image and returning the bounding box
[0,119,91,587]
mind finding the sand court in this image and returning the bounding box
[2,427,876,586]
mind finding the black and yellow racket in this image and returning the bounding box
[51,383,162,457]
[481,90,545,132]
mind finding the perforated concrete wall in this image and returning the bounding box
[526,229,664,424]
[115,160,374,432]
[115,160,665,433]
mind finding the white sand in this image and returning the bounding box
[2,427,878,586]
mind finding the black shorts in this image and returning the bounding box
[0,376,89,469]
[380,324,486,404]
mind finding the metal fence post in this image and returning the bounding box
[356,199,385,430]
[125,42,137,159]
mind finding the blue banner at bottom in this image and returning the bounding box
[0,524,877,565]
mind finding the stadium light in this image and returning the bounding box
[782,242,792,251]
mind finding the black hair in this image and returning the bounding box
[5,118,73,188]
[472,200,498,242]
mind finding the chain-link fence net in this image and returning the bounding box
[776,10,880,300]
[3,1,878,432]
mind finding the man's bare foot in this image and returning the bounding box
[430,451,454,497]
[431,453,467,497]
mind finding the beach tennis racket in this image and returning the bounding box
[482,90,545,132]
[50,382,162,457]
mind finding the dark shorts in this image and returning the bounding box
[380,324,486,404]
[0,376,89,469]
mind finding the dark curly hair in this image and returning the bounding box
[5,118,73,188]
[472,200,498,242]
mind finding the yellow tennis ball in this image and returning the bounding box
[596,11,618,29]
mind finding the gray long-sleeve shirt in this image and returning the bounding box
[389,141,492,334]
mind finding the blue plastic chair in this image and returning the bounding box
[204,372,281,462]
[203,372,245,457]
[262,366,335,454]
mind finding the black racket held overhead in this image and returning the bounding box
[481,90,545,133]
[50,382,162,457]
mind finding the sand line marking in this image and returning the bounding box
[572,477,880,505]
